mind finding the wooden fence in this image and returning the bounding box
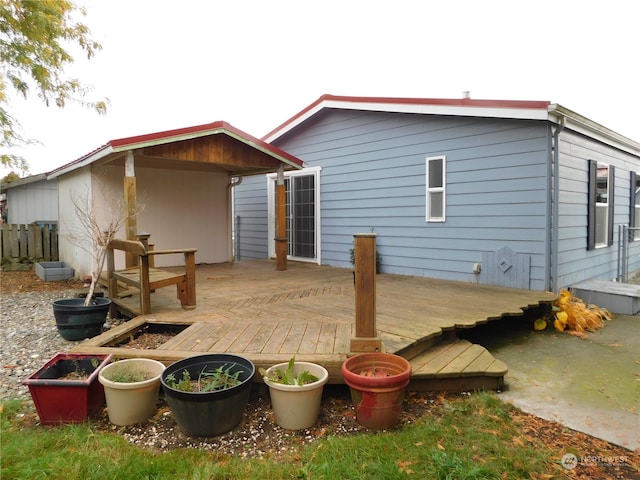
[0,223,59,265]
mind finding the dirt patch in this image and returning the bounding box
[1,270,85,294]
[118,333,175,349]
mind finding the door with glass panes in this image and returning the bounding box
[268,169,319,262]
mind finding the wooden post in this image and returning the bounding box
[351,233,382,353]
[124,152,138,267]
[275,165,287,271]
[136,233,153,267]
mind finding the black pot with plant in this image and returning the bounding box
[52,297,112,341]
[161,354,255,437]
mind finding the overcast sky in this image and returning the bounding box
[4,0,638,176]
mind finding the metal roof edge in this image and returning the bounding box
[263,94,552,142]
[48,121,304,178]
[0,173,48,192]
[47,144,114,179]
[549,104,640,156]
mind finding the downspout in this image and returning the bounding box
[227,176,243,261]
[550,118,566,292]
[227,176,243,189]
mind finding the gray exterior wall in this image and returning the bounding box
[234,177,270,260]
[235,109,640,291]
[6,178,58,225]
[556,130,640,287]
[236,110,551,290]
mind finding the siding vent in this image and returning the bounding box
[481,246,531,289]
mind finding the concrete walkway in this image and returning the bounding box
[460,311,639,451]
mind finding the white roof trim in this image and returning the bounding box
[264,99,549,143]
[548,104,640,155]
[47,145,116,179]
[265,98,640,157]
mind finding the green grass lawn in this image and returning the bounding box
[1,392,561,479]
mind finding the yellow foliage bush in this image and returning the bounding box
[549,289,613,338]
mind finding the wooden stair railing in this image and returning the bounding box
[106,238,197,315]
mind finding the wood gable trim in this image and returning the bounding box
[138,134,293,174]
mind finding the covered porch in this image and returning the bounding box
[50,121,302,278]
[73,259,557,391]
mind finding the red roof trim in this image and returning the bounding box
[48,121,303,177]
[108,120,303,167]
[263,94,551,140]
[108,121,228,148]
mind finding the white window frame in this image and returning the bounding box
[426,155,446,222]
[267,166,322,264]
[594,162,610,248]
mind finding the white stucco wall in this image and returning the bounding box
[58,166,97,278]
[131,166,232,268]
[57,163,232,278]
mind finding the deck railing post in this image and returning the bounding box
[275,166,287,271]
[124,152,138,268]
[351,233,382,353]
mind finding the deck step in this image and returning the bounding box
[571,280,640,315]
[407,338,507,392]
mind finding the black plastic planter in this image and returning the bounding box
[161,354,255,437]
[52,298,111,341]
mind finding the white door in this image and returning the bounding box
[267,167,321,263]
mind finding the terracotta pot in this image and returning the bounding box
[341,352,412,430]
[264,361,328,430]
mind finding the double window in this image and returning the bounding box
[426,156,446,222]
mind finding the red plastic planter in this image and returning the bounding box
[23,353,112,425]
[341,353,412,430]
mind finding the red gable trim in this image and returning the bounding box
[48,121,304,178]
[109,120,304,168]
[109,121,228,148]
[263,94,551,142]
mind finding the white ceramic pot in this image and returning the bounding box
[98,358,165,426]
[264,361,329,430]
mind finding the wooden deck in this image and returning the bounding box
[73,260,556,391]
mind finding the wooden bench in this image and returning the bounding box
[106,238,197,315]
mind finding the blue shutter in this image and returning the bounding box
[587,160,597,250]
[607,165,615,246]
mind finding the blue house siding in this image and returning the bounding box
[556,130,640,287]
[234,176,269,259]
[236,110,552,290]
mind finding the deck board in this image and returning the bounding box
[74,260,555,389]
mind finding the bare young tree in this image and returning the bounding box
[68,187,143,305]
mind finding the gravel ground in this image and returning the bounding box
[0,288,111,400]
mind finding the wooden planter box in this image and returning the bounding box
[35,262,74,281]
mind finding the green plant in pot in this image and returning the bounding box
[161,354,255,437]
[165,363,243,392]
[261,356,329,430]
[98,358,165,426]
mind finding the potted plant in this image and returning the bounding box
[260,356,329,430]
[53,188,143,340]
[341,352,412,430]
[161,354,255,437]
[22,352,112,425]
[98,358,165,426]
